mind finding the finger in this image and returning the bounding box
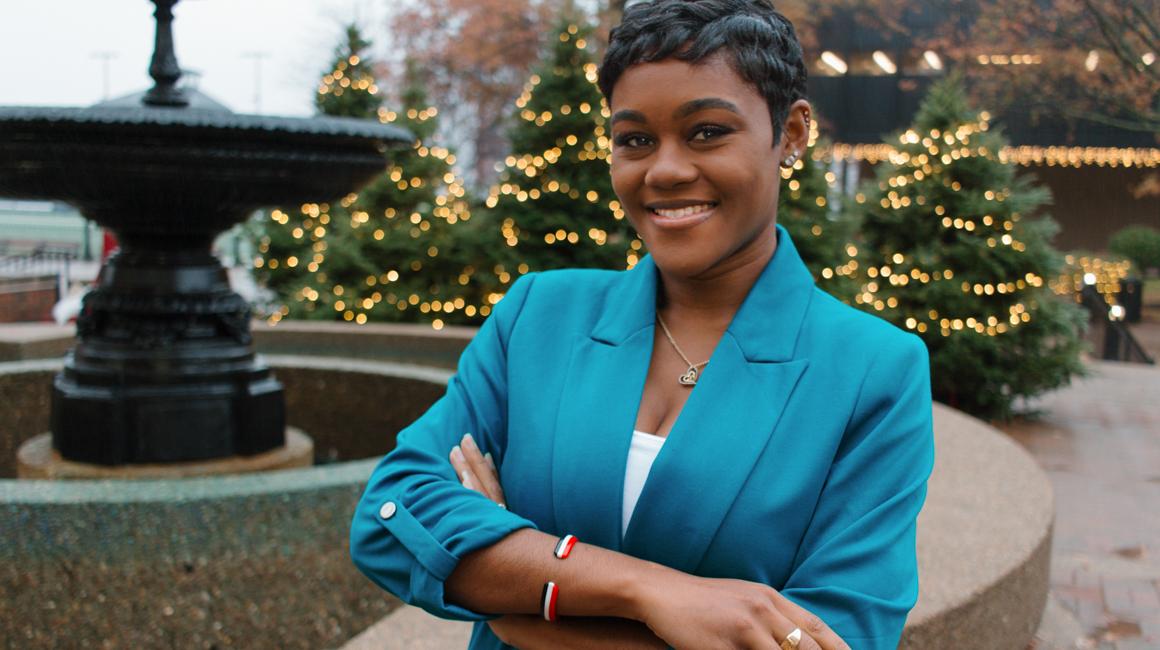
[483,453,507,508]
[458,434,495,499]
[449,446,482,493]
[462,433,506,505]
[760,601,820,650]
[770,594,847,650]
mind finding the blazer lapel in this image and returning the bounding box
[622,225,817,573]
[621,346,808,571]
[550,258,658,552]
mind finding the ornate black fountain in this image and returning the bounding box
[0,0,411,469]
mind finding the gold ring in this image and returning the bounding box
[779,627,802,650]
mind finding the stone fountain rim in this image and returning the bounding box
[0,105,413,142]
[0,355,451,503]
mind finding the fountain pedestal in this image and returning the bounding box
[53,250,284,464]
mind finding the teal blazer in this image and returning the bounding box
[351,225,935,649]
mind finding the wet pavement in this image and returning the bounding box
[1001,309,1160,650]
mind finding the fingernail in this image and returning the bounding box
[461,473,474,489]
[451,445,464,463]
[484,452,496,469]
[462,433,478,452]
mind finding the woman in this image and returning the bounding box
[351,1,934,648]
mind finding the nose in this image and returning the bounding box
[644,141,697,189]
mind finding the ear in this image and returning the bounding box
[779,100,812,168]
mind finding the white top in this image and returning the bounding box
[622,429,666,536]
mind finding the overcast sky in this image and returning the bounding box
[0,0,393,116]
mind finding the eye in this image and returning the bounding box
[613,133,652,149]
[690,124,732,141]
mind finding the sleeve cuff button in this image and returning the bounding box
[379,501,397,519]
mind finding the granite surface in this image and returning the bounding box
[0,324,73,362]
[0,359,56,477]
[905,403,1054,649]
[253,321,473,370]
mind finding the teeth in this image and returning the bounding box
[653,204,713,218]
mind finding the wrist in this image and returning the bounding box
[615,558,670,624]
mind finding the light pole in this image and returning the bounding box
[242,51,269,114]
[90,51,118,101]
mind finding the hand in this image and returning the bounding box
[636,572,849,650]
[450,433,507,508]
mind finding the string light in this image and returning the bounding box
[485,22,633,276]
[259,32,494,328]
[822,142,1159,168]
[842,108,1075,339]
[975,54,1043,65]
[1050,254,1132,305]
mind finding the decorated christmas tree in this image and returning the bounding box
[854,77,1086,420]
[255,27,483,328]
[482,19,638,283]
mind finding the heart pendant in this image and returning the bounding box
[678,367,699,386]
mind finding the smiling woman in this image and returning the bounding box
[607,54,806,282]
[351,2,933,649]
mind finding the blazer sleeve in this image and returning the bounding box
[350,273,540,621]
[781,334,935,649]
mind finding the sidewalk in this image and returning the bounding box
[1001,355,1160,649]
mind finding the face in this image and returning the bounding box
[609,53,801,280]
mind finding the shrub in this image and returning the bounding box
[1109,226,1160,275]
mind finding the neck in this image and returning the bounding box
[657,225,778,327]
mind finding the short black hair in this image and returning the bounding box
[599,0,807,142]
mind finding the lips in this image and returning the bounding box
[646,201,717,230]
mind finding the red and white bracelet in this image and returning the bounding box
[553,534,578,559]
[541,534,579,621]
[540,581,560,622]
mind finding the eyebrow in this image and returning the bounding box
[676,97,741,119]
[610,109,646,127]
[610,97,742,127]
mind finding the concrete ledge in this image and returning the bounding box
[254,320,473,370]
[0,320,472,367]
[0,323,73,362]
[903,404,1054,649]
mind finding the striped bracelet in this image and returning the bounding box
[540,581,559,622]
[553,534,578,559]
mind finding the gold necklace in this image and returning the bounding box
[656,314,709,386]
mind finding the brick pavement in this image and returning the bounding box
[1001,330,1160,650]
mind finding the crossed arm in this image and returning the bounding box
[447,433,848,650]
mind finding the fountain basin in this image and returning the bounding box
[1,356,447,649]
[0,106,411,241]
